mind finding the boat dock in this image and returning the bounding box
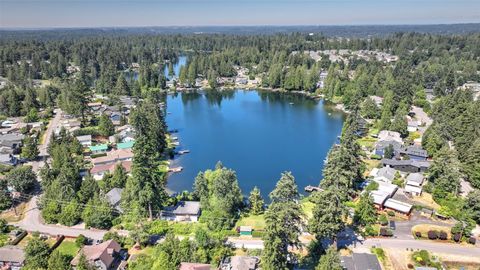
[168,166,183,173]
[304,185,323,193]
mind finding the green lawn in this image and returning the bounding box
[357,137,377,148]
[301,200,315,220]
[56,240,80,257]
[235,214,266,231]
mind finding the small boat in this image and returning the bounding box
[171,136,178,141]
[289,102,294,105]
[168,166,183,173]
[171,141,180,146]
[178,150,190,154]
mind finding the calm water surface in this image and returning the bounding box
[165,90,344,197]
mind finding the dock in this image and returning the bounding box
[305,185,323,193]
[168,166,183,173]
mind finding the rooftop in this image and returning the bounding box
[406,173,424,186]
[179,262,211,270]
[164,201,201,216]
[71,240,120,268]
[117,141,134,149]
[89,144,108,152]
[0,245,25,264]
[340,253,382,270]
[384,198,412,214]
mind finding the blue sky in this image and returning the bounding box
[1,0,479,28]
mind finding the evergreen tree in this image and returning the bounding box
[21,136,39,160]
[6,165,37,193]
[354,192,377,226]
[114,73,130,95]
[248,186,264,215]
[82,195,114,229]
[269,171,299,203]
[47,250,72,270]
[24,237,50,270]
[315,246,342,270]
[98,114,115,137]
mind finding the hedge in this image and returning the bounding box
[427,230,438,240]
[468,237,476,245]
[252,231,264,238]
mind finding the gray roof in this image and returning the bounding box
[376,167,396,181]
[376,140,402,151]
[76,135,92,142]
[400,146,428,158]
[382,159,430,169]
[165,201,201,216]
[0,245,25,264]
[230,256,259,270]
[406,173,424,185]
[105,188,123,206]
[341,253,382,270]
[0,133,24,144]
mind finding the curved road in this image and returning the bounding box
[11,110,107,240]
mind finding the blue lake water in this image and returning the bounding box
[165,90,345,197]
[164,56,187,80]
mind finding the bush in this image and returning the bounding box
[370,154,381,160]
[378,214,388,226]
[468,237,476,245]
[387,211,395,217]
[427,230,438,240]
[415,231,422,238]
[380,227,393,237]
[75,234,87,247]
[438,231,448,240]
[252,231,264,238]
[453,233,461,242]
[365,225,378,236]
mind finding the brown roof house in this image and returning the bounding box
[179,262,211,270]
[71,240,121,270]
[0,245,25,269]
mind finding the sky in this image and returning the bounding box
[1,0,479,28]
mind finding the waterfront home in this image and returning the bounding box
[340,253,382,270]
[0,245,25,269]
[91,149,133,166]
[71,240,122,270]
[383,198,413,216]
[76,135,92,147]
[89,144,108,154]
[378,130,403,144]
[106,188,123,213]
[381,159,430,173]
[161,201,201,222]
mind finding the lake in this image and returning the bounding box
[165,90,345,197]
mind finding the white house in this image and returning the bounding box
[76,135,92,147]
[405,173,425,196]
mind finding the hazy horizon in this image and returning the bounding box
[1,0,479,29]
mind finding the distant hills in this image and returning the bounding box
[1,24,480,39]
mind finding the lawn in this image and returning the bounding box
[0,202,27,222]
[56,240,80,257]
[357,137,377,148]
[235,214,266,231]
[411,224,452,239]
[301,200,315,220]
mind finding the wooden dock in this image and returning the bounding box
[304,185,323,193]
[168,166,183,173]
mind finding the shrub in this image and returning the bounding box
[380,227,393,237]
[427,230,438,240]
[378,214,388,226]
[415,231,422,238]
[453,233,461,242]
[252,231,264,238]
[387,211,395,217]
[370,154,381,160]
[365,225,377,236]
[468,237,476,245]
[75,234,87,247]
[438,231,448,240]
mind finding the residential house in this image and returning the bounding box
[374,167,396,183]
[0,153,18,166]
[106,188,123,213]
[161,201,201,222]
[369,96,383,107]
[76,135,92,147]
[89,144,108,154]
[0,245,25,270]
[71,240,121,270]
[116,141,134,150]
[399,146,428,160]
[382,159,430,173]
[340,253,382,270]
[91,149,134,166]
[0,133,25,154]
[90,160,132,180]
[371,190,389,208]
[179,263,211,270]
[220,256,260,270]
[405,173,425,196]
[377,130,403,144]
[376,181,398,197]
[374,140,402,157]
[407,120,419,132]
[383,199,413,216]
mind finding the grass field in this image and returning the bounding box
[411,224,452,239]
[235,214,266,231]
[56,240,80,257]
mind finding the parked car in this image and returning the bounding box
[389,220,396,230]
